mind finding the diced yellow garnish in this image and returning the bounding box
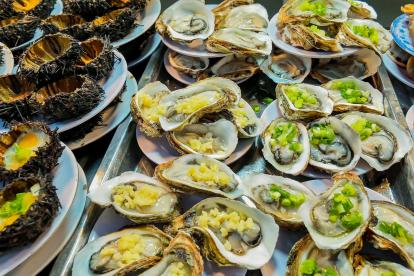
[112,184,160,210]
[187,163,231,187]
[230,108,252,128]
[175,93,216,114]
[0,215,20,231]
[138,92,166,123]
[167,262,188,276]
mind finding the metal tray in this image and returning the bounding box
[50,46,414,275]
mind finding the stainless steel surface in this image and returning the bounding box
[51,45,414,275]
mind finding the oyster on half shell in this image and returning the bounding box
[167,51,209,78]
[217,3,269,32]
[241,174,315,229]
[262,118,310,175]
[156,0,214,42]
[154,154,243,199]
[354,255,414,276]
[88,172,180,224]
[308,117,361,173]
[167,197,278,269]
[166,119,238,160]
[339,111,413,171]
[299,172,371,250]
[323,76,384,114]
[226,99,262,138]
[347,0,377,19]
[368,201,414,270]
[276,83,334,121]
[72,227,172,276]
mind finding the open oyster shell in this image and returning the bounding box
[156,0,214,42]
[280,23,343,52]
[278,0,351,26]
[276,83,334,121]
[72,226,172,276]
[167,51,209,78]
[206,28,272,56]
[348,0,377,20]
[368,201,414,270]
[323,76,384,114]
[286,234,355,276]
[116,232,204,276]
[354,255,414,276]
[240,173,315,229]
[226,99,262,138]
[166,119,238,160]
[259,52,311,84]
[88,172,180,224]
[339,111,413,171]
[337,19,392,54]
[299,172,371,250]
[191,76,242,103]
[308,117,361,173]
[130,81,171,137]
[262,118,310,175]
[217,3,269,32]
[158,77,239,131]
[167,197,279,269]
[311,49,381,83]
[212,0,253,28]
[154,154,243,199]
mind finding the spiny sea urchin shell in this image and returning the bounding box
[40,14,92,40]
[90,8,137,41]
[0,15,40,48]
[0,0,56,20]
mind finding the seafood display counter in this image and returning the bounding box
[50,45,414,275]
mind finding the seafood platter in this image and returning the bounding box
[1,0,414,275]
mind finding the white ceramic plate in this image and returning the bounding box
[159,4,228,58]
[264,178,390,276]
[0,145,78,275]
[383,52,414,89]
[405,105,414,137]
[268,14,359,59]
[9,164,87,276]
[0,42,13,76]
[66,72,138,150]
[112,0,161,48]
[127,33,162,68]
[260,100,372,178]
[136,126,254,165]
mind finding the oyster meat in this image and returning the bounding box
[262,118,310,175]
[286,235,355,276]
[241,174,315,228]
[72,227,172,275]
[168,197,278,269]
[339,111,413,171]
[311,49,381,83]
[226,99,262,138]
[166,119,238,160]
[116,232,204,276]
[130,81,171,137]
[259,52,311,84]
[217,3,269,32]
[323,76,384,114]
[155,154,242,199]
[167,50,209,78]
[156,0,214,42]
[88,172,180,224]
[337,19,392,54]
[308,117,361,173]
[348,0,377,19]
[354,255,414,276]
[299,172,371,249]
[276,83,334,121]
[212,0,254,28]
[206,28,272,56]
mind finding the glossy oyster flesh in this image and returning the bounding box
[339,111,413,171]
[276,83,334,121]
[168,197,278,269]
[311,49,381,83]
[212,0,254,28]
[259,52,311,84]
[72,227,172,275]
[308,117,361,173]
[206,28,272,56]
[88,172,180,224]
[299,172,371,250]
[217,3,269,32]
[286,235,354,276]
[241,173,315,228]
[354,255,414,276]
[156,0,214,42]
[262,118,310,175]
[368,201,414,270]
[154,154,243,199]
[347,0,377,19]
[166,119,238,160]
[323,76,384,114]
[226,99,262,138]
[167,50,209,77]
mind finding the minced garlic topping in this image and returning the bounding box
[187,163,231,187]
[99,234,146,268]
[178,132,225,155]
[197,208,255,251]
[165,262,189,276]
[175,93,218,115]
[112,184,160,210]
[230,108,252,128]
[138,93,166,123]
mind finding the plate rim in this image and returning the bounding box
[391,14,414,57]
[0,42,14,75]
[127,33,162,68]
[383,52,414,89]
